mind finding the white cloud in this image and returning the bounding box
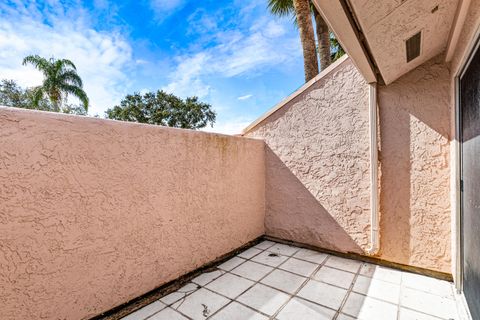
[162,18,299,99]
[135,59,149,65]
[237,94,253,100]
[162,53,211,98]
[150,0,187,20]
[0,1,133,116]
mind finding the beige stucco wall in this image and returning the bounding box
[246,58,372,254]
[0,107,265,320]
[378,55,452,273]
[245,56,452,273]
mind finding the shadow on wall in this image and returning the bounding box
[377,54,451,271]
[265,146,363,254]
[377,95,412,264]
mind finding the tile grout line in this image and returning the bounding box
[397,270,404,319]
[133,241,449,320]
[144,242,354,319]
[268,252,331,319]
[151,243,276,320]
[203,242,306,319]
[332,261,363,320]
[202,242,282,319]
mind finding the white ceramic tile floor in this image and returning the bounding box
[121,241,469,320]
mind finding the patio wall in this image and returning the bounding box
[245,58,372,255]
[0,107,265,320]
[244,56,452,273]
[378,55,452,273]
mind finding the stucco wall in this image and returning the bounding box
[378,55,452,273]
[245,56,452,273]
[246,58,371,254]
[0,108,265,320]
[447,0,480,281]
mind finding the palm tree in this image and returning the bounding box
[292,0,319,81]
[312,6,331,69]
[268,0,318,81]
[22,55,89,112]
[268,0,343,76]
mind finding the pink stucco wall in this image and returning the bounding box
[0,107,265,320]
[246,58,372,254]
[378,55,452,273]
[245,56,452,273]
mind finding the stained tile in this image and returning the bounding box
[238,247,263,259]
[260,269,306,294]
[237,283,290,316]
[121,301,165,320]
[148,307,188,320]
[353,275,400,304]
[267,243,299,256]
[192,270,224,286]
[293,248,329,264]
[277,297,336,320]
[254,241,275,250]
[172,288,230,320]
[218,257,245,271]
[325,256,361,273]
[359,263,402,284]
[279,257,318,277]
[313,266,356,289]
[206,273,254,299]
[342,292,398,320]
[209,302,268,320]
[297,280,347,310]
[400,287,458,320]
[251,250,289,267]
[159,283,199,305]
[231,261,273,281]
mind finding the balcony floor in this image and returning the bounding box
[120,241,469,320]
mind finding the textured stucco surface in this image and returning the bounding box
[0,108,265,320]
[246,58,371,254]
[349,0,458,84]
[245,56,452,273]
[378,55,452,273]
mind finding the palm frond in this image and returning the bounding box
[31,87,45,107]
[60,84,89,112]
[22,55,51,77]
[267,0,295,17]
[59,70,83,87]
[59,59,77,70]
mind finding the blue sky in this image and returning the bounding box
[0,0,305,133]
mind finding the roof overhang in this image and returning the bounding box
[312,0,377,84]
[314,0,462,85]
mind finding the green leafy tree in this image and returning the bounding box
[22,55,89,112]
[0,79,86,115]
[0,79,31,109]
[105,90,216,130]
[267,0,345,73]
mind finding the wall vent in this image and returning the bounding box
[406,31,422,62]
